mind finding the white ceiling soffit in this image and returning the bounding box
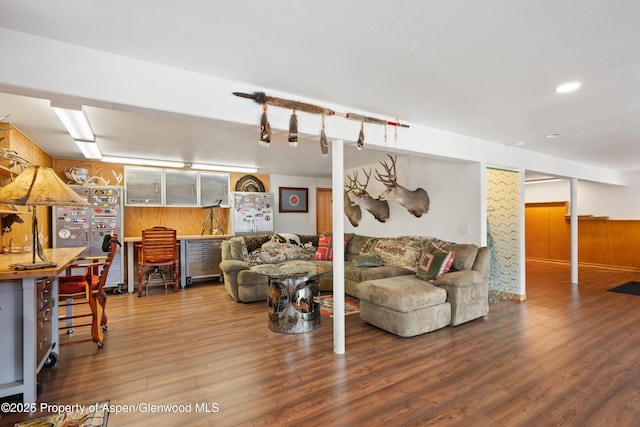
[0,1,638,179]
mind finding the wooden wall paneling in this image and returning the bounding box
[1,124,53,169]
[527,200,640,270]
[54,159,235,237]
[0,124,53,251]
[124,207,167,237]
[123,206,229,237]
[547,203,570,261]
[577,220,609,265]
[2,141,243,252]
[525,204,551,259]
[606,221,640,268]
[525,202,569,260]
[9,127,52,167]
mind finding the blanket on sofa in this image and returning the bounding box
[246,242,316,265]
[359,236,425,271]
[241,234,319,266]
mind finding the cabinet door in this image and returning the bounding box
[200,172,229,207]
[125,167,163,206]
[165,170,198,206]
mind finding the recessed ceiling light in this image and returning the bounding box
[556,81,582,93]
[508,140,525,146]
[546,133,561,139]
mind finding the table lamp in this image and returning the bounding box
[0,165,90,269]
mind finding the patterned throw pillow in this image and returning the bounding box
[313,234,347,261]
[416,243,456,281]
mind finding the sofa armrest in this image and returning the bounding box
[219,260,250,302]
[219,260,250,273]
[434,270,484,287]
[434,270,488,326]
[472,246,490,279]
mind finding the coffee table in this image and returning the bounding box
[254,263,330,333]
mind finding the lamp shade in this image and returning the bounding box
[0,165,90,206]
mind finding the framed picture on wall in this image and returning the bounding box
[279,187,308,212]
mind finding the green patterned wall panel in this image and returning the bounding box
[487,168,521,294]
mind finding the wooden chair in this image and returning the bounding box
[137,226,179,297]
[58,233,120,348]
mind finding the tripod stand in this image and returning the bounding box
[201,206,224,235]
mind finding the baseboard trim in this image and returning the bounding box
[527,257,640,272]
[489,289,526,302]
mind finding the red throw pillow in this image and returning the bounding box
[313,234,347,261]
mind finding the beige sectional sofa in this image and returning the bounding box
[219,233,490,337]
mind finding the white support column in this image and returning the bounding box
[332,139,345,354]
[570,178,578,284]
[518,169,527,297]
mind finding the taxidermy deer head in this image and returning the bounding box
[375,154,430,217]
[343,190,362,227]
[345,169,390,223]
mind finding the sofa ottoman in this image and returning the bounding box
[358,275,451,337]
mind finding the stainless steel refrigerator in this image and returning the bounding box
[231,192,274,236]
[52,185,124,291]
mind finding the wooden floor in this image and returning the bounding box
[3,260,640,426]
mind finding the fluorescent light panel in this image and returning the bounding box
[525,178,562,185]
[101,156,257,172]
[190,163,257,173]
[75,140,102,159]
[51,103,95,141]
[102,156,185,168]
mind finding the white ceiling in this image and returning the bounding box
[0,0,639,178]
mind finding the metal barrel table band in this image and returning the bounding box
[254,263,330,333]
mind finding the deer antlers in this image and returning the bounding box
[375,154,398,188]
[345,169,374,196]
[344,168,390,223]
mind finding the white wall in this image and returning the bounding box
[270,174,331,235]
[271,155,484,244]
[525,171,640,220]
[343,155,484,245]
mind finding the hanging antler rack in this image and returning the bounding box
[233,91,409,128]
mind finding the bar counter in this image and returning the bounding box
[0,247,85,404]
